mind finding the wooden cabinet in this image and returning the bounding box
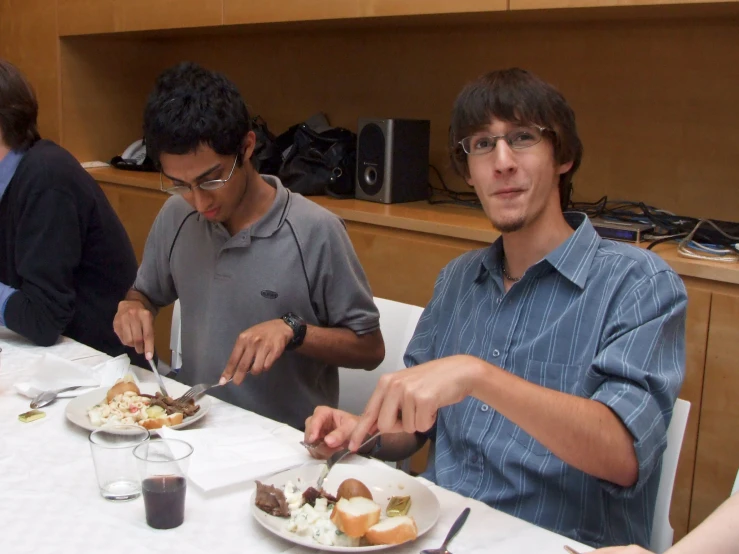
[99,182,174,366]
[509,0,721,9]
[346,221,489,307]
[690,292,739,530]
[224,0,365,25]
[58,0,222,36]
[224,0,505,25]
[363,0,506,16]
[57,0,115,36]
[670,285,711,540]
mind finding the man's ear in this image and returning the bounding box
[242,131,257,162]
[557,160,573,175]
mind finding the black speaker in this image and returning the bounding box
[355,118,430,204]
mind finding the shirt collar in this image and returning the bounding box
[0,150,24,202]
[544,212,600,289]
[478,212,600,290]
[249,174,290,238]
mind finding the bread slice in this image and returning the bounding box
[106,379,140,402]
[365,516,418,545]
[330,497,381,538]
[140,412,184,430]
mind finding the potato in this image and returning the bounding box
[336,478,373,501]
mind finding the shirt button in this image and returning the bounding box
[481,405,489,412]
[471,455,479,463]
[496,297,502,304]
[492,349,500,357]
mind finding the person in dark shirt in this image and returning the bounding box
[0,58,139,358]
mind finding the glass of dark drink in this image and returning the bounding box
[133,438,193,529]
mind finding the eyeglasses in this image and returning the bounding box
[160,156,239,196]
[459,126,549,156]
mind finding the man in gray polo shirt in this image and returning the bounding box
[113,62,384,430]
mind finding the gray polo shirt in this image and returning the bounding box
[133,176,379,430]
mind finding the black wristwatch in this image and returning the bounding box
[281,312,307,350]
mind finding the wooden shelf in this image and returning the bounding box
[88,167,739,286]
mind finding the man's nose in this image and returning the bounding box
[492,140,517,176]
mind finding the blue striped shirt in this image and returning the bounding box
[405,213,687,548]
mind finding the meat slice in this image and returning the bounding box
[255,481,290,518]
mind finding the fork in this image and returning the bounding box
[315,432,381,489]
[177,377,232,402]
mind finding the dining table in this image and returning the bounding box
[0,327,592,554]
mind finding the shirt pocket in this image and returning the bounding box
[505,358,583,456]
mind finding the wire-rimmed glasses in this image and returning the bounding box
[459,125,550,156]
[160,156,239,196]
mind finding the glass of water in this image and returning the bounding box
[89,425,150,501]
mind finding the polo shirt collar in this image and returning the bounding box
[250,175,290,239]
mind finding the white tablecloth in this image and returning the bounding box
[0,329,591,554]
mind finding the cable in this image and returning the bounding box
[427,164,481,209]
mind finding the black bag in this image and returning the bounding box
[250,116,282,176]
[276,122,357,198]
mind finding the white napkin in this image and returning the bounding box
[158,425,310,492]
[13,353,137,399]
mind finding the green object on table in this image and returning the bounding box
[18,409,46,423]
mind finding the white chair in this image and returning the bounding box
[338,297,423,415]
[338,297,424,472]
[650,398,691,553]
[170,299,183,370]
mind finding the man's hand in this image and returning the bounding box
[304,406,361,459]
[220,319,294,385]
[348,355,481,450]
[113,299,156,359]
[592,547,653,553]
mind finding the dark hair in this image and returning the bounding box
[143,62,252,167]
[449,68,583,210]
[0,59,41,151]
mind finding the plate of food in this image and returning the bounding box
[251,463,440,552]
[65,376,210,432]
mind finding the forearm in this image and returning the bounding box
[298,326,384,370]
[126,288,158,315]
[3,285,71,346]
[360,432,426,462]
[667,493,739,554]
[467,357,638,487]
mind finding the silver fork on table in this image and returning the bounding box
[177,377,233,402]
[305,432,381,489]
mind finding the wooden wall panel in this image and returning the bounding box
[0,0,60,143]
[60,16,739,221]
[57,0,116,36]
[59,36,163,162]
[690,292,739,530]
[99,182,173,366]
[671,287,711,540]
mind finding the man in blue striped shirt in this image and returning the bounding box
[304,68,687,548]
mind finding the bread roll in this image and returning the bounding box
[330,497,381,538]
[106,379,140,402]
[365,516,418,545]
[140,412,183,430]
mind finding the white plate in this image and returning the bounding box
[250,463,440,552]
[64,381,211,432]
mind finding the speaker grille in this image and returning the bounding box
[357,123,385,197]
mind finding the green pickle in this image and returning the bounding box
[18,410,46,423]
[386,495,411,517]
